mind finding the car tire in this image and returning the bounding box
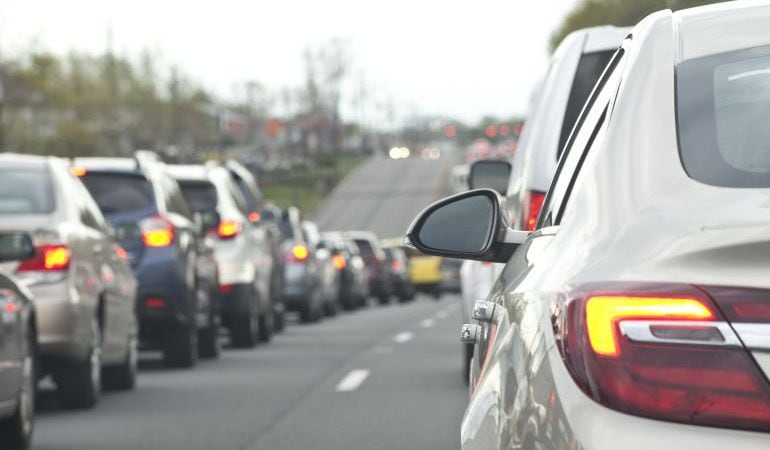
[378,294,390,305]
[273,310,285,333]
[56,318,101,409]
[198,319,220,359]
[257,312,273,343]
[162,326,198,368]
[230,315,258,348]
[299,301,314,323]
[102,330,138,391]
[0,320,35,450]
[324,299,338,317]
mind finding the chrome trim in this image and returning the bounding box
[619,321,742,347]
[732,323,770,351]
[459,324,481,345]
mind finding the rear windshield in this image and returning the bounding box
[81,173,154,214]
[354,239,375,258]
[678,46,770,187]
[178,181,218,212]
[0,165,55,214]
[558,50,615,158]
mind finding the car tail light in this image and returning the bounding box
[70,167,87,177]
[553,282,770,432]
[217,220,241,239]
[219,284,233,294]
[140,216,174,248]
[145,297,166,309]
[17,244,71,272]
[390,260,404,272]
[285,245,309,263]
[332,254,347,270]
[522,190,545,231]
[248,212,261,223]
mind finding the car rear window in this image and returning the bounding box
[81,173,155,214]
[678,46,770,187]
[354,239,375,258]
[0,164,55,214]
[178,181,218,212]
[558,50,615,158]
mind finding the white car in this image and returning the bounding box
[408,2,770,449]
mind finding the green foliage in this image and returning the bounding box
[550,0,724,52]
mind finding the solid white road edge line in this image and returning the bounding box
[336,369,371,392]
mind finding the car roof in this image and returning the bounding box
[676,1,770,61]
[165,164,211,182]
[73,157,141,173]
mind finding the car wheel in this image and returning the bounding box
[162,326,198,368]
[198,315,221,359]
[273,310,285,333]
[0,320,35,450]
[257,312,273,343]
[299,301,314,323]
[378,294,390,305]
[324,298,338,317]
[56,317,101,409]
[230,315,258,348]
[102,327,138,390]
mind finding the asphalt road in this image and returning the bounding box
[314,153,456,239]
[33,296,468,450]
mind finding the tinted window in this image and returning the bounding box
[558,50,615,158]
[678,46,770,187]
[81,173,154,214]
[353,239,375,259]
[0,165,55,214]
[179,181,218,212]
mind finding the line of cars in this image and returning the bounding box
[0,150,421,450]
[407,1,770,449]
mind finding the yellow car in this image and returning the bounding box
[408,255,443,298]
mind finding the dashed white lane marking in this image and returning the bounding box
[336,369,371,392]
[435,311,449,319]
[420,318,435,328]
[373,345,394,354]
[394,331,415,343]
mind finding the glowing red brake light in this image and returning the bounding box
[332,254,346,270]
[291,245,309,262]
[553,283,770,432]
[217,220,241,239]
[523,190,545,231]
[70,167,87,177]
[390,260,404,272]
[248,212,261,223]
[17,245,71,272]
[140,216,174,248]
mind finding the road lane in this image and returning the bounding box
[33,297,466,450]
[314,153,456,239]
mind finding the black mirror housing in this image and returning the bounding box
[469,160,512,195]
[404,189,527,263]
[0,232,35,262]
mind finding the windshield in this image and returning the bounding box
[0,164,55,214]
[678,46,770,187]
[178,181,219,212]
[80,173,155,214]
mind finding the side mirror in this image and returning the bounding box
[0,232,35,262]
[404,189,528,263]
[469,160,512,195]
[194,210,221,234]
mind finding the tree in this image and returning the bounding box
[550,0,723,52]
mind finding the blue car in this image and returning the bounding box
[75,152,219,367]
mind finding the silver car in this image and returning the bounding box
[167,164,275,347]
[0,232,37,450]
[0,154,138,409]
[406,2,770,449]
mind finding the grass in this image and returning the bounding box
[261,154,368,215]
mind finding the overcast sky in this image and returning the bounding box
[0,0,579,124]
